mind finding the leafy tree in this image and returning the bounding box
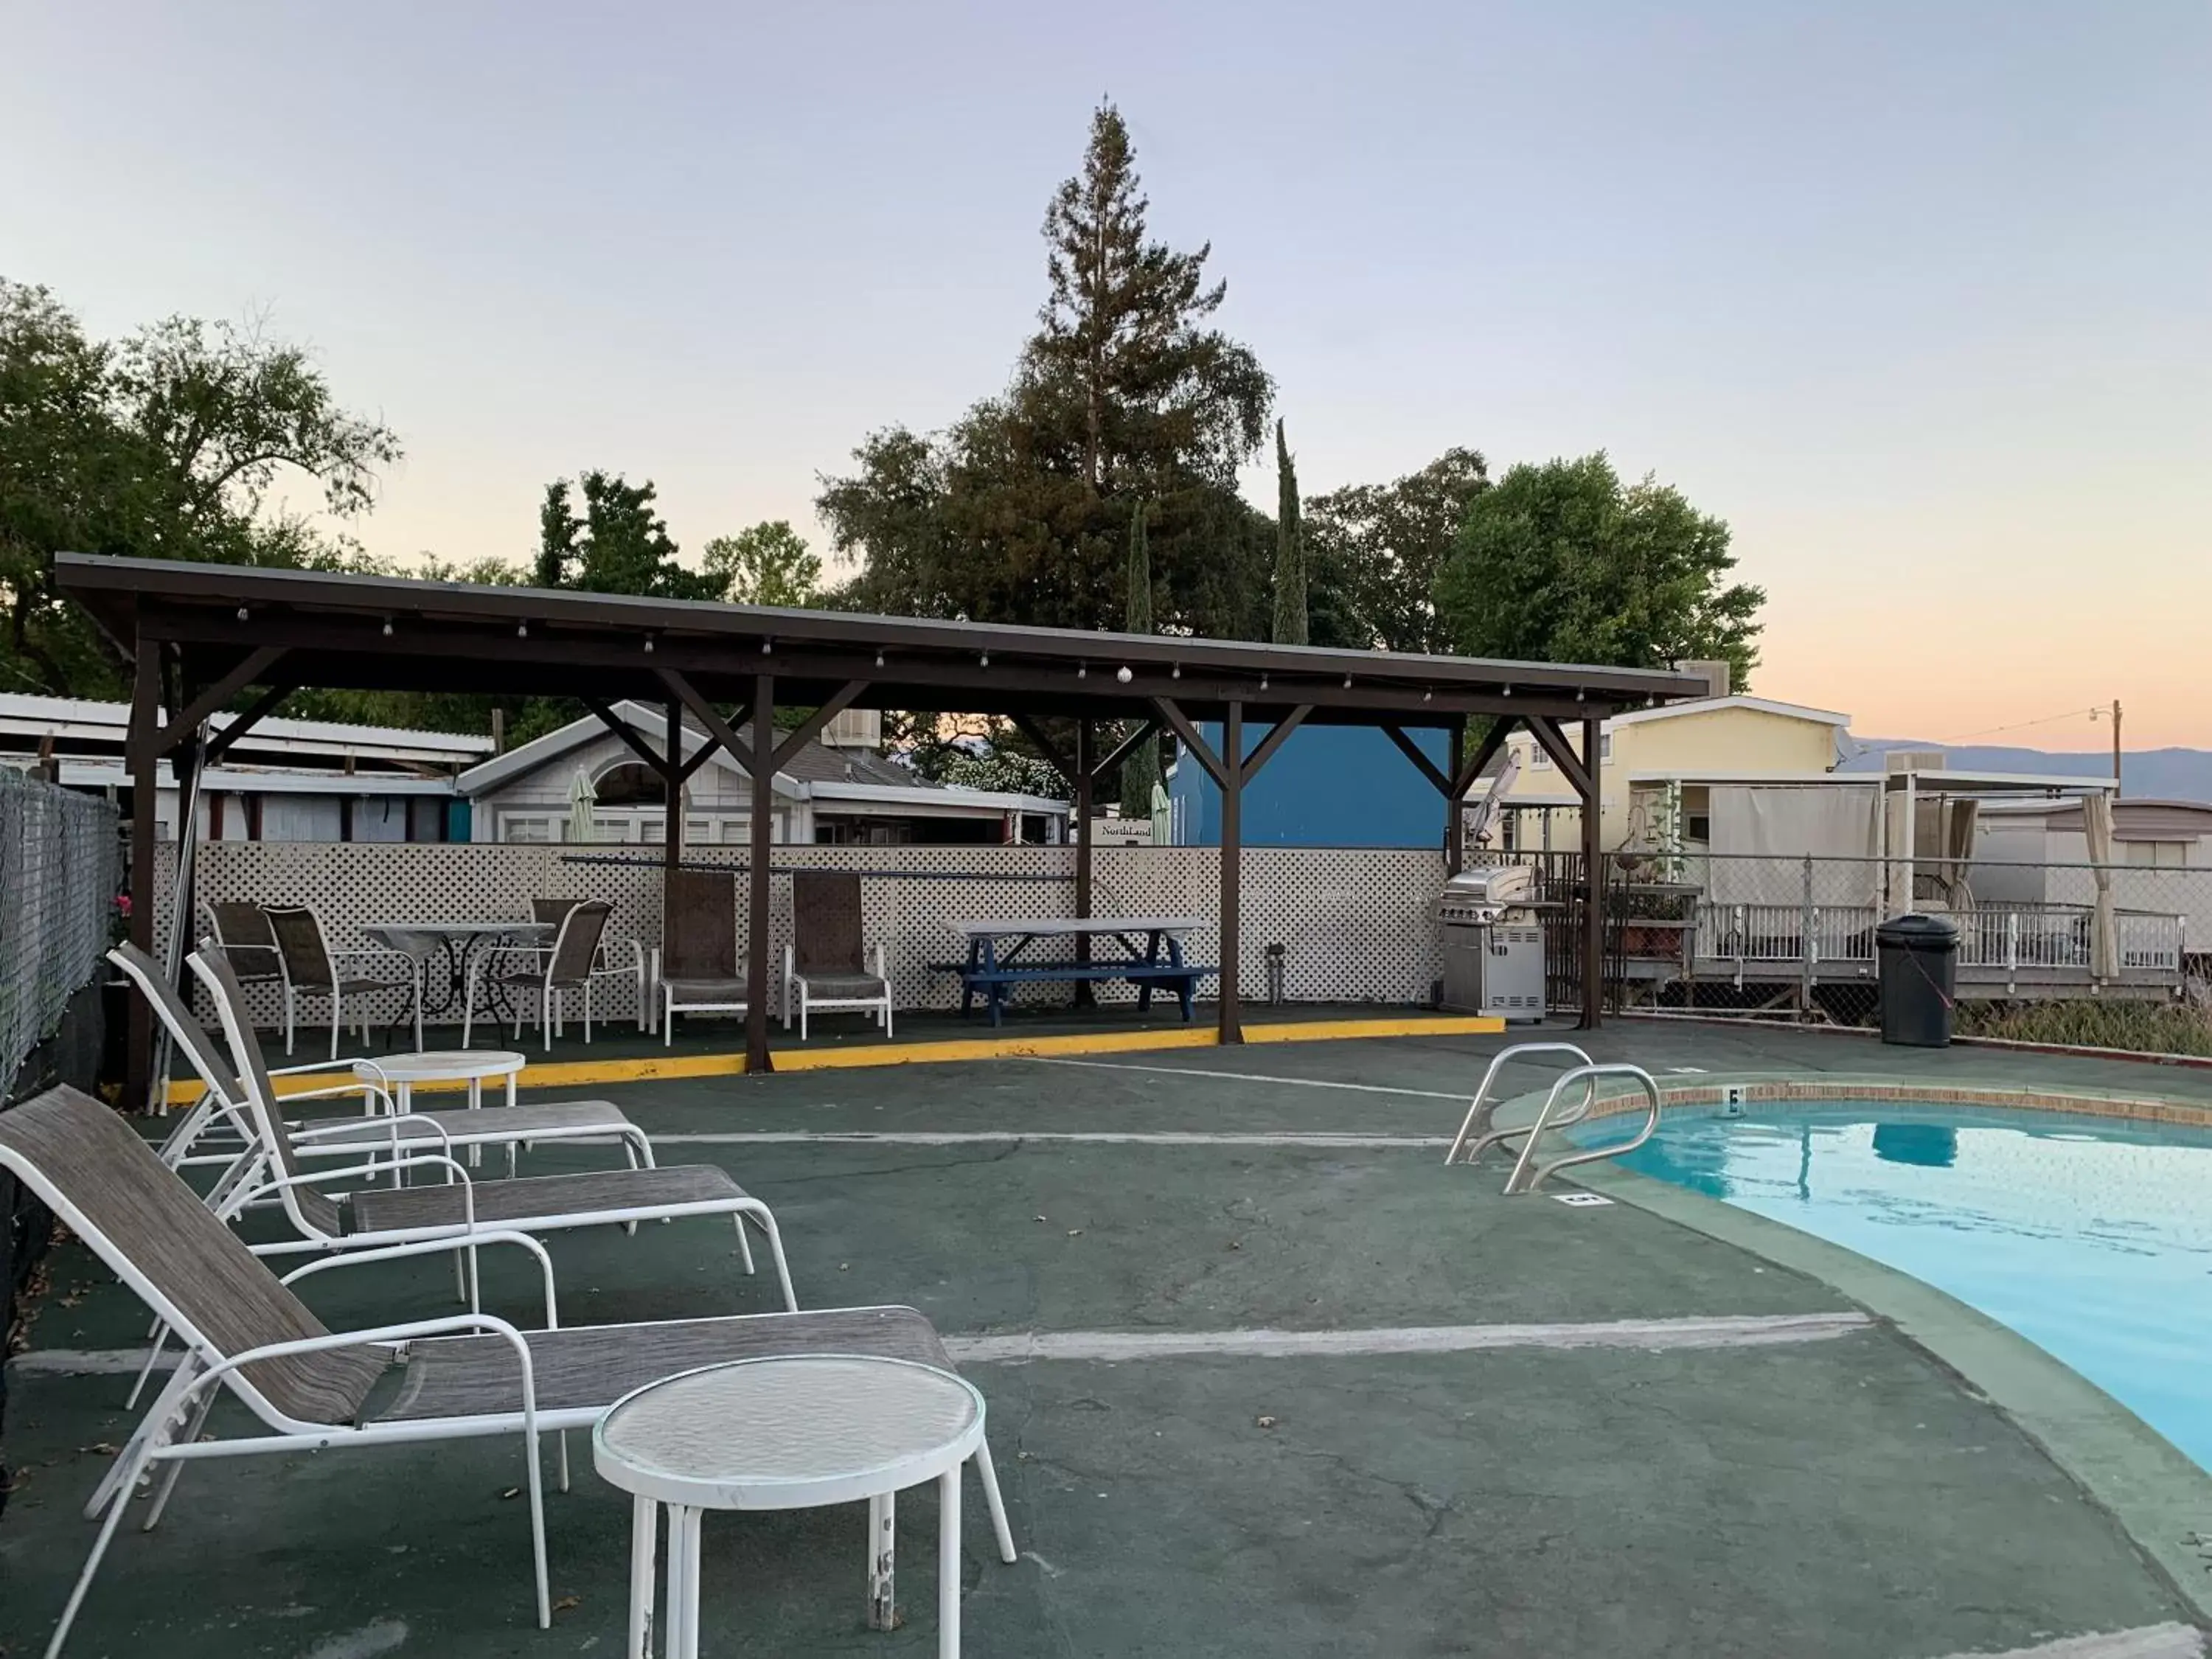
[0,279,400,698]
[818,102,1275,640]
[1432,453,1763,686]
[1121,502,1161,815]
[535,471,707,600]
[1306,446,1489,655]
[703,520,823,607]
[1270,420,1307,645]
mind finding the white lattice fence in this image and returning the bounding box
[161,841,1448,1029]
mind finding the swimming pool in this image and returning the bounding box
[1602,1104,2212,1473]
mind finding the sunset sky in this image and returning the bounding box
[7,2,2207,746]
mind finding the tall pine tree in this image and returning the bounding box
[1121,500,1162,815]
[821,102,1275,639]
[1271,420,1307,645]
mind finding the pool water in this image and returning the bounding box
[1602,1105,2212,1472]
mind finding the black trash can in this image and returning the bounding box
[1876,914,1958,1048]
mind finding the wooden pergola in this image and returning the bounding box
[55,554,1701,1092]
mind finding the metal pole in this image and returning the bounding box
[1798,851,1815,1019]
[1219,701,1243,1045]
[2112,699,2123,799]
[1073,722,1094,1006]
[745,677,774,1074]
[1579,714,1604,1032]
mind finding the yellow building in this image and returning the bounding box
[1489,695,1851,854]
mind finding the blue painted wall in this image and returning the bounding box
[1168,723,1450,847]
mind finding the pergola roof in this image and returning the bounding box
[55,554,1704,726]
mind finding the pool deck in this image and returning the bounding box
[7,1018,2211,1656]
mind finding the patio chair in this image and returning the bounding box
[651,868,750,1046]
[262,903,422,1059]
[191,944,799,1314]
[463,900,613,1052]
[783,871,894,1040]
[204,902,284,989]
[0,1085,1015,1659]
[532,897,652,1032]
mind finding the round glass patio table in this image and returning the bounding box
[594,1354,987,1659]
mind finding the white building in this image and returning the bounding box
[457,701,1068,846]
[0,692,487,842]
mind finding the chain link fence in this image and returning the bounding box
[1,766,120,1518]
[1495,848,2211,1048]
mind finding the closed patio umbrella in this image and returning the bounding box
[567,766,597,845]
[2084,793,2118,980]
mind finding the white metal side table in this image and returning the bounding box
[594,1354,987,1659]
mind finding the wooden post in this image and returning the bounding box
[1073,721,1094,1005]
[1219,700,1243,1045]
[125,644,160,1105]
[1579,714,1604,1031]
[746,677,774,1073]
[662,700,684,985]
[1446,721,1466,874]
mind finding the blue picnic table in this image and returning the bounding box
[945,916,1213,1026]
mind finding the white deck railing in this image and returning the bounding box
[1691,901,2183,975]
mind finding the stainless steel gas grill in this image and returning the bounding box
[1439,865,1545,1020]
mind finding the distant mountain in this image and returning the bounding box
[1838,740,2212,803]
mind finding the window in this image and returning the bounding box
[1686,813,1711,844]
[1527,742,1551,770]
[2124,840,2189,869]
[1600,732,1613,762]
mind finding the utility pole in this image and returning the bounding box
[2111,699,2123,799]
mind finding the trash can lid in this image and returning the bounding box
[1876,912,1959,945]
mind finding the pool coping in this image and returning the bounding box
[1528,1077,2212,1625]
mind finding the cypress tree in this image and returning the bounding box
[1121,501,1162,815]
[1272,420,1307,645]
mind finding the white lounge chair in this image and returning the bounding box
[0,1085,1016,1659]
[191,945,799,1313]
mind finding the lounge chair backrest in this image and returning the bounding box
[530,897,582,926]
[0,1086,385,1425]
[664,869,737,978]
[546,900,613,984]
[264,905,336,990]
[209,902,282,981]
[793,872,866,974]
[107,940,246,1106]
[191,946,343,1237]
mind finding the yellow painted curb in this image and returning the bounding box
[163,1012,1508,1105]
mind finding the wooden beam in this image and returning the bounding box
[655,667,757,776]
[674,739,723,787]
[1525,714,1593,801]
[160,646,288,754]
[125,644,159,1106]
[1007,712,1075,784]
[771,680,869,774]
[662,698,684,990]
[585,698,675,776]
[1220,700,1244,1045]
[1380,724,1450,795]
[1579,713,1605,1032]
[745,678,775,1073]
[1239,704,1314,786]
[1088,717,1161,785]
[1447,723,1466,872]
[200,681,294,765]
[1451,715,1516,804]
[1074,721,1094,998]
[1151,698,1225,789]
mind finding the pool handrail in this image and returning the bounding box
[1445,1042,1596,1167]
[1502,1062,1664,1195]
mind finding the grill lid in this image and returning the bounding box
[1439,863,1534,920]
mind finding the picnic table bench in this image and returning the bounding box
[942,917,1213,1026]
